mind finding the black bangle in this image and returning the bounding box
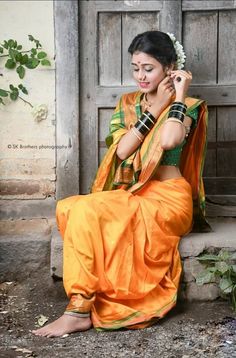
[172,101,187,109]
[134,110,156,136]
[168,111,185,122]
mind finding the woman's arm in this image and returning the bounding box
[117,76,174,160]
[160,70,192,150]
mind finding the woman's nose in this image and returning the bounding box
[138,70,146,81]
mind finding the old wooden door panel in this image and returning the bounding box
[79,0,236,216]
[182,2,236,215]
[79,0,181,194]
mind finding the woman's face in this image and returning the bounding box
[131,51,166,94]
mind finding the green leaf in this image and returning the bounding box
[218,250,230,261]
[198,254,219,262]
[9,84,16,91]
[8,39,15,48]
[230,252,236,260]
[0,97,5,105]
[25,58,39,69]
[18,84,28,95]
[0,89,9,97]
[37,51,47,59]
[28,35,34,41]
[41,59,51,66]
[35,40,42,48]
[0,46,3,54]
[15,52,22,62]
[16,65,25,79]
[21,87,28,95]
[219,277,233,293]
[9,48,18,60]
[17,45,22,50]
[31,48,37,56]
[20,54,29,65]
[5,59,16,69]
[196,270,213,285]
[10,91,19,101]
[3,40,8,49]
[215,261,230,274]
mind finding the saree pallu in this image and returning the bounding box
[57,177,192,330]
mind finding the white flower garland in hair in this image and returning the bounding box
[167,32,186,70]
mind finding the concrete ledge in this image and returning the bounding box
[179,217,236,258]
[0,219,52,281]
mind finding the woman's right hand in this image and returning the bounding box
[152,75,175,114]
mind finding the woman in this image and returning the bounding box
[33,31,208,337]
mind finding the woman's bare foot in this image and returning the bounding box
[32,314,92,338]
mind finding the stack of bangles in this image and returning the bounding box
[165,101,187,125]
[131,102,187,143]
[131,110,156,142]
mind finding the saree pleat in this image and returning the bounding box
[57,177,192,329]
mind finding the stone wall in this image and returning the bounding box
[0,0,55,200]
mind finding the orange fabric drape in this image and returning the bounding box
[57,177,192,330]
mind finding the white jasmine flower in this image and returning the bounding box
[31,104,48,122]
[167,32,186,70]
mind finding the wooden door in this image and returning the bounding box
[79,0,236,216]
[182,0,236,215]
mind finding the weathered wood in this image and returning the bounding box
[218,11,236,84]
[160,0,182,39]
[203,107,216,177]
[183,0,236,11]
[207,195,236,206]
[98,13,121,85]
[188,85,236,106]
[79,2,98,193]
[98,108,114,162]
[204,178,236,195]
[206,202,236,217]
[122,12,160,85]
[54,0,79,199]
[217,107,236,176]
[95,1,163,12]
[95,85,236,106]
[183,11,218,84]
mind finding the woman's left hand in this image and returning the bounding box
[170,70,192,101]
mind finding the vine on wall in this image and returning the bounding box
[0,35,51,121]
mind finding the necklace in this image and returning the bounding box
[142,93,153,111]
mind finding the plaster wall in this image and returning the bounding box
[0,0,56,199]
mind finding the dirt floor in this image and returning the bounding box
[0,277,236,358]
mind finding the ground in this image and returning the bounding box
[0,277,236,358]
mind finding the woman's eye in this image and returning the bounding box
[145,68,153,72]
[133,68,139,72]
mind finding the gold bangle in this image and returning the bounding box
[165,118,185,126]
[142,112,155,125]
[131,127,143,142]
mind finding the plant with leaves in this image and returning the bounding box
[196,249,236,311]
[0,35,51,107]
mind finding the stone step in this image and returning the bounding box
[0,218,53,281]
[51,217,236,301]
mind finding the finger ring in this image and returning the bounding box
[176,77,181,82]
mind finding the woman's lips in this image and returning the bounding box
[139,82,150,88]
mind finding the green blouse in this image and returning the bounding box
[160,107,199,166]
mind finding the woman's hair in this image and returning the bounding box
[128,31,177,68]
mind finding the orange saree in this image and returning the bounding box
[56,91,208,330]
